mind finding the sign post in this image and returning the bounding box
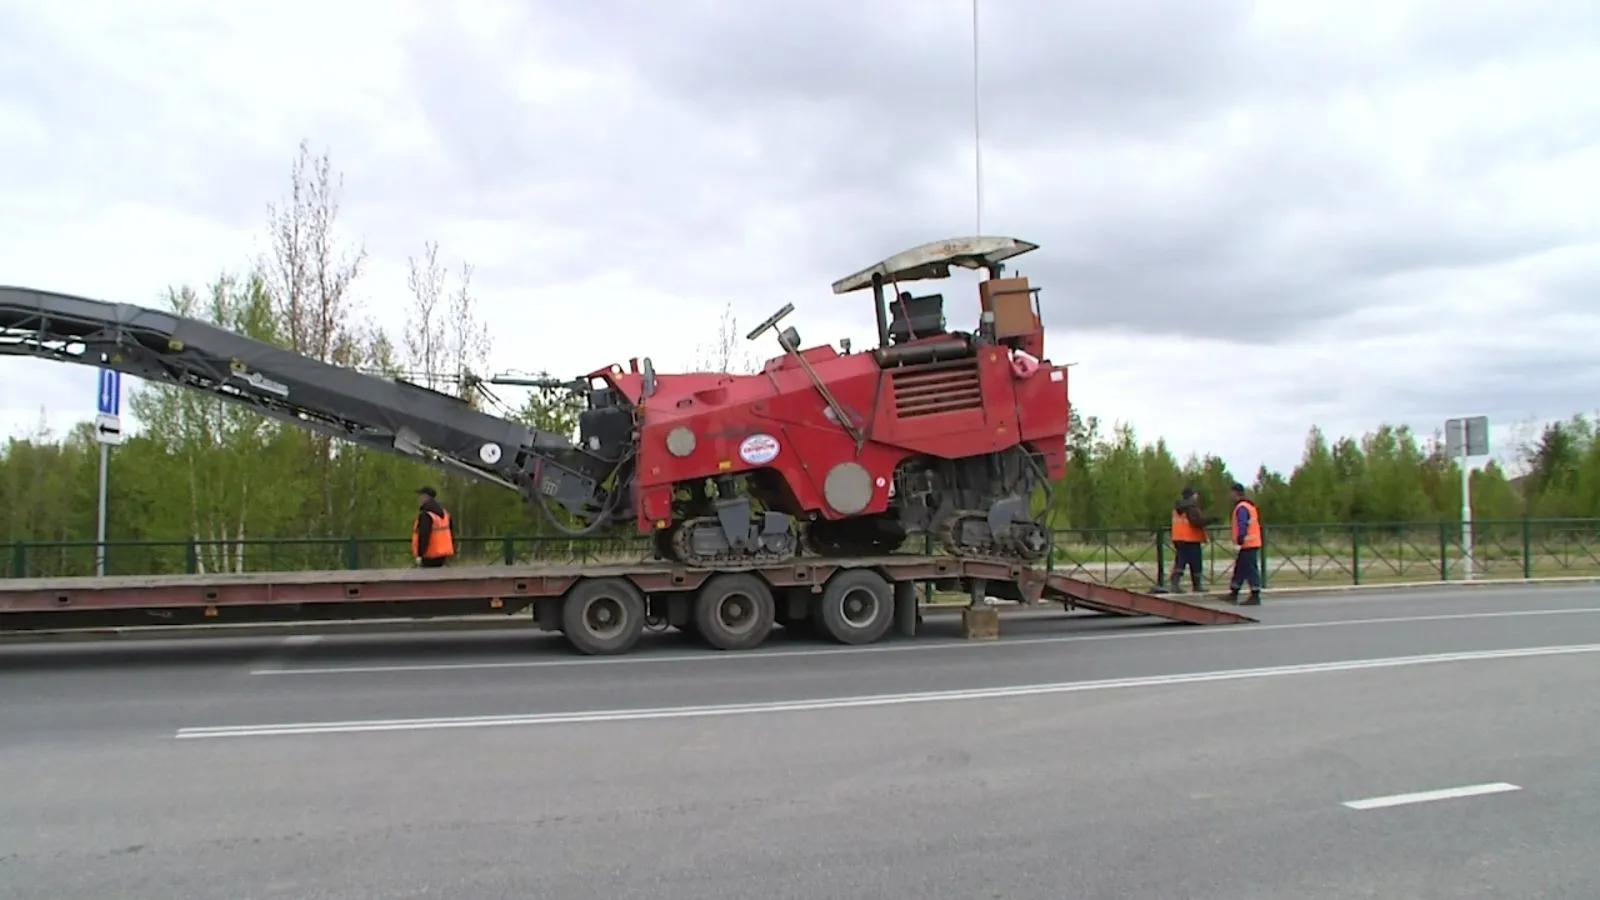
[1444,415,1490,580]
[94,369,123,577]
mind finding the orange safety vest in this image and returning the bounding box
[1171,509,1206,544]
[412,510,455,559]
[1233,499,1262,549]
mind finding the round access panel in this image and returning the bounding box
[665,426,697,458]
[823,462,874,515]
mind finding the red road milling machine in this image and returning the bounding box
[0,236,1252,653]
[592,235,1070,568]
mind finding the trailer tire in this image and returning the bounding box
[694,573,776,651]
[818,569,894,645]
[561,577,647,656]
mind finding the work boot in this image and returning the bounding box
[1226,587,1240,604]
[1240,590,1261,606]
[1190,575,1204,593]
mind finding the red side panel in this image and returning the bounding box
[628,337,1072,530]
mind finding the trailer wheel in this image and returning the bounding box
[818,569,894,645]
[694,573,776,651]
[561,577,647,656]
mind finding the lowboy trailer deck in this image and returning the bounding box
[0,555,1254,654]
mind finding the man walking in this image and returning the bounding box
[1227,482,1262,605]
[1167,486,1212,593]
[412,486,455,568]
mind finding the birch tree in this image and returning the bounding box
[259,140,368,533]
[692,302,757,374]
[127,272,298,572]
[446,260,491,405]
[403,241,491,398]
[403,240,448,391]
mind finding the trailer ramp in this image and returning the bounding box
[1041,573,1256,625]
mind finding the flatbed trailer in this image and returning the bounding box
[0,555,1255,654]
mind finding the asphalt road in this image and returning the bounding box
[3,583,1599,899]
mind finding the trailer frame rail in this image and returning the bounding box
[0,555,1255,649]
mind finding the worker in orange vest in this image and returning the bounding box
[1167,486,1213,593]
[412,486,455,568]
[1226,482,1262,605]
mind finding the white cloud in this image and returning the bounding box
[3,0,1599,479]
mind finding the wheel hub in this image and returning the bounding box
[584,597,626,638]
[719,593,755,633]
[840,588,879,629]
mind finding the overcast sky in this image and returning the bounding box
[2,0,1597,477]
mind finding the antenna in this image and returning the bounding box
[971,0,983,234]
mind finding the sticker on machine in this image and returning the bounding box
[738,433,781,465]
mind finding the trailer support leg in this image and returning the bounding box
[961,578,999,641]
[894,581,918,638]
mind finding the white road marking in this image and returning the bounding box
[181,641,1600,739]
[243,633,327,674]
[1275,582,1600,605]
[1343,782,1522,810]
[248,605,1600,676]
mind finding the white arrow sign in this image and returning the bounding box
[94,412,124,446]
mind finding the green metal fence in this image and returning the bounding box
[4,518,1600,586]
[1051,518,1600,590]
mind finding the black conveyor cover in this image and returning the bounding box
[0,286,579,491]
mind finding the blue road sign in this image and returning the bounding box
[97,369,121,416]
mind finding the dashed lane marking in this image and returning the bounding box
[1343,783,1523,810]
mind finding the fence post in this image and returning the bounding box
[1208,530,1219,586]
[344,538,360,569]
[11,542,25,578]
[1350,524,1361,586]
[1259,529,1269,590]
[1521,516,1532,580]
[185,540,198,575]
[1438,522,1449,581]
[1099,530,1111,583]
[502,537,516,565]
[1153,531,1166,589]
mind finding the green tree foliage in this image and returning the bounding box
[1041,413,1577,529]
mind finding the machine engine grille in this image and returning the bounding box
[890,359,983,418]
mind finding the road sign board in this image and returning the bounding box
[1445,416,1489,458]
[94,412,123,446]
[97,369,121,416]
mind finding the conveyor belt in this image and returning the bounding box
[0,285,610,503]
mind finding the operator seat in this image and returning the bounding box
[888,292,947,344]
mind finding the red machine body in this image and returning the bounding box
[608,324,1070,529]
[576,236,1071,566]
